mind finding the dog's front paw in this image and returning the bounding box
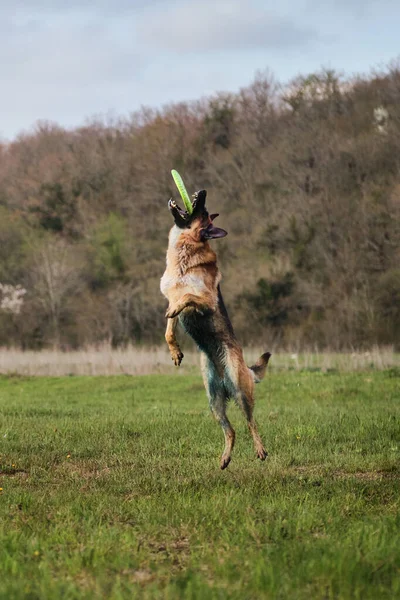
[171,348,184,366]
[165,306,179,319]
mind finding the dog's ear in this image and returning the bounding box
[168,199,188,228]
[210,213,219,221]
[201,223,227,240]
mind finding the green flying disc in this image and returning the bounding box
[171,169,193,214]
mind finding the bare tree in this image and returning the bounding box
[29,237,82,347]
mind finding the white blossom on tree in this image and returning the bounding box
[374,106,389,134]
[0,283,27,315]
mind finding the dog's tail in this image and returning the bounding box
[249,352,271,383]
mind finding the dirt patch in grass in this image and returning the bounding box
[282,465,400,481]
[54,461,114,480]
[147,536,190,557]
[335,470,400,481]
[121,569,154,584]
[0,468,28,477]
[286,465,399,481]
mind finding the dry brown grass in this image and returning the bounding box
[0,344,398,376]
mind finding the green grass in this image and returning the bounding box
[0,371,399,599]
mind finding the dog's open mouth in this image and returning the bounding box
[168,197,191,229]
[168,189,227,238]
[169,190,205,222]
[169,199,187,219]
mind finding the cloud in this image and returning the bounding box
[0,8,140,86]
[0,2,144,138]
[307,0,398,18]
[137,0,319,53]
[0,1,153,16]
[0,0,398,139]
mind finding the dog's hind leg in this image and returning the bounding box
[201,355,235,469]
[236,391,267,462]
[211,395,235,470]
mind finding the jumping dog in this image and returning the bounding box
[160,190,270,469]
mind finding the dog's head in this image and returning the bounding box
[168,190,227,243]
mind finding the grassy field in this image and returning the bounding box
[0,370,399,599]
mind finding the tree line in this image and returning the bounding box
[0,63,399,350]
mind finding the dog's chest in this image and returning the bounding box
[160,270,207,298]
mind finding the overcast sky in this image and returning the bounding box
[1,0,399,140]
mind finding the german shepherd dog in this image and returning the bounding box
[160,190,271,469]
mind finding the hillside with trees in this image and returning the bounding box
[0,65,399,350]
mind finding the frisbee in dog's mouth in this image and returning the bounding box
[171,170,193,214]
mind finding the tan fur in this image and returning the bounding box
[160,217,221,361]
[161,211,270,468]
